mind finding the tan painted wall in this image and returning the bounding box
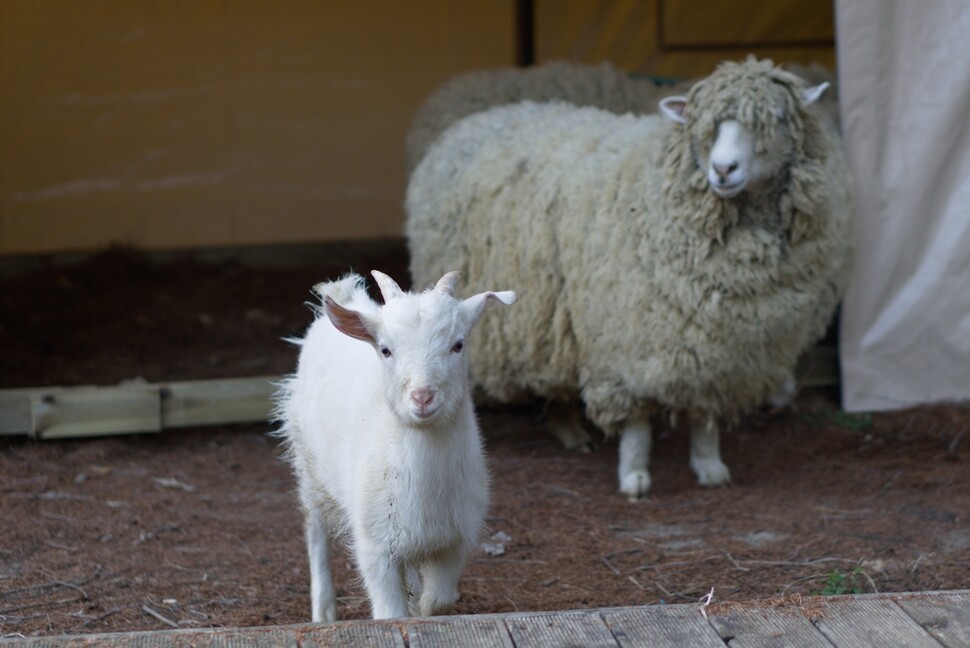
[1,0,835,257]
[535,0,835,77]
[0,1,515,256]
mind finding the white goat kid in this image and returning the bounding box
[277,270,516,621]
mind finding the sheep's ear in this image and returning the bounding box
[324,296,377,344]
[659,96,687,124]
[803,82,829,105]
[371,270,404,303]
[461,290,517,328]
[434,271,463,297]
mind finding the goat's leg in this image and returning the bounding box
[546,400,592,452]
[617,414,652,500]
[305,506,337,623]
[418,545,464,616]
[356,539,410,619]
[689,414,731,486]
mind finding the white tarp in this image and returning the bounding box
[836,0,970,412]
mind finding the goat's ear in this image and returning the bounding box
[324,296,377,343]
[803,81,829,105]
[371,270,404,303]
[461,290,517,328]
[659,96,687,124]
[434,271,463,297]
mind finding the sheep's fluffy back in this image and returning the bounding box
[406,61,693,175]
[407,86,852,430]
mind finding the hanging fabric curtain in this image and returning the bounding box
[836,0,970,412]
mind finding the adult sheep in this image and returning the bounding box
[405,57,853,500]
[405,60,693,176]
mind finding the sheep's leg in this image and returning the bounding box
[418,545,464,616]
[546,400,592,452]
[689,415,731,486]
[306,506,337,623]
[617,415,652,501]
[357,540,410,619]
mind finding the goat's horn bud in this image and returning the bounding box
[435,271,462,297]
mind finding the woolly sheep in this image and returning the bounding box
[406,57,853,500]
[274,270,516,621]
[406,60,837,178]
[405,60,694,175]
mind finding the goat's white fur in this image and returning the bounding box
[275,270,515,621]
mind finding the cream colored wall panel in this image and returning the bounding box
[0,1,514,256]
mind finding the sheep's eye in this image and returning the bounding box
[380,346,392,358]
[451,340,464,353]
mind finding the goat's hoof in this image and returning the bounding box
[691,458,731,487]
[619,469,651,501]
[312,602,337,624]
[419,598,457,617]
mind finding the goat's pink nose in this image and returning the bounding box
[411,388,435,408]
[713,161,738,177]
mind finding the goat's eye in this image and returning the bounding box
[451,340,464,353]
[380,345,392,358]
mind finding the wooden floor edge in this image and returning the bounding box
[4,590,967,645]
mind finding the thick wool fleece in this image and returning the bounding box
[406,57,853,433]
[405,60,693,175]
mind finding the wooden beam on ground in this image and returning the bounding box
[0,376,279,439]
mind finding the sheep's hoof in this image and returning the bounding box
[619,469,651,501]
[552,425,593,453]
[691,458,731,487]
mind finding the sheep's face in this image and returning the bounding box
[325,271,516,428]
[659,69,829,200]
[700,118,794,199]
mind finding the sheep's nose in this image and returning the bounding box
[713,161,738,178]
[410,388,435,408]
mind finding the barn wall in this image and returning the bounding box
[534,0,835,75]
[0,0,834,257]
[0,1,514,256]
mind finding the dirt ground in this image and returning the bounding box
[2,245,968,638]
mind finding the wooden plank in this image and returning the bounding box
[203,628,298,648]
[300,622,406,648]
[813,598,943,648]
[706,606,833,648]
[602,605,725,647]
[0,390,32,435]
[161,376,277,428]
[29,387,161,439]
[897,592,970,648]
[409,616,514,648]
[0,376,279,438]
[505,611,620,648]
